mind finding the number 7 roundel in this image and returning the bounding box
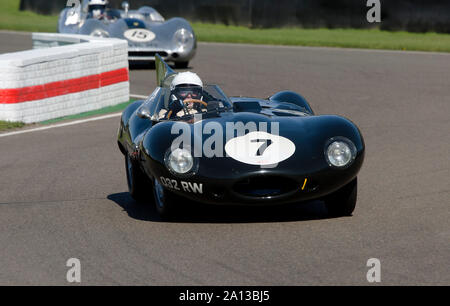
[225,131,296,165]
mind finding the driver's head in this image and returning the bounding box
[170,72,203,103]
[88,0,107,19]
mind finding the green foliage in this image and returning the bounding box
[0,0,58,32]
[192,23,450,53]
[0,121,25,131]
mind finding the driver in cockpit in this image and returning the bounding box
[165,72,207,119]
[87,0,108,20]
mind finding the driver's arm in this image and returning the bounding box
[166,96,184,118]
[168,97,183,113]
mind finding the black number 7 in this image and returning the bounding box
[251,139,273,156]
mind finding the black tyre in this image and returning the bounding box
[153,178,180,220]
[174,61,189,69]
[125,154,152,203]
[324,178,357,217]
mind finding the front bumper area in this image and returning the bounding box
[127,46,196,62]
[152,167,360,207]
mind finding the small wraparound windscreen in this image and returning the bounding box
[147,84,232,121]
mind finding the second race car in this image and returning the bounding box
[59,0,196,68]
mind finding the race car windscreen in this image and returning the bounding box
[202,85,232,107]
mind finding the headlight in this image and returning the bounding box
[173,28,194,49]
[325,137,356,168]
[90,29,109,38]
[165,148,195,175]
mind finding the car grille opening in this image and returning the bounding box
[233,176,299,198]
[128,51,168,57]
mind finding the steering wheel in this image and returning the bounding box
[183,99,208,107]
[166,99,208,120]
[181,98,207,116]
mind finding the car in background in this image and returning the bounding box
[58,0,196,68]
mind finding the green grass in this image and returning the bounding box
[193,23,450,53]
[0,0,58,32]
[0,120,25,131]
[41,99,135,124]
[1,0,450,52]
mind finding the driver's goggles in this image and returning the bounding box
[175,88,202,99]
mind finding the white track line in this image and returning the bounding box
[0,93,148,138]
[0,113,121,138]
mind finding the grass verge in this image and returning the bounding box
[193,23,450,53]
[0,0,58,32]
[40,99,135,124]
[0,121,25,131]
[1,0,450,52]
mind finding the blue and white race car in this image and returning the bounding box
[58,0,196,68]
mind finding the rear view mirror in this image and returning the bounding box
[137,106,151,119]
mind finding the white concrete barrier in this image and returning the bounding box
[0,33,129,123]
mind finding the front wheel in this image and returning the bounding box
[125,154,151,203]
[153,178,180,220]
[324,178,357,217]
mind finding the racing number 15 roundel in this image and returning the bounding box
[124,29,156,43]
[225,131,296,166]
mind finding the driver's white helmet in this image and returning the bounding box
[88,0,107,18]
[170,72,203,91]
[89,0,107,6]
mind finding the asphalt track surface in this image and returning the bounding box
[0,31,449,285]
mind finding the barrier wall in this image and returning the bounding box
[0,34,129,123]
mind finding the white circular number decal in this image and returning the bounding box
[124,29,155,42]
[225,131,296,165]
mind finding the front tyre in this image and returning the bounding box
[125,154,151,202]
[324,178,357,217]
[153,178,180,220]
